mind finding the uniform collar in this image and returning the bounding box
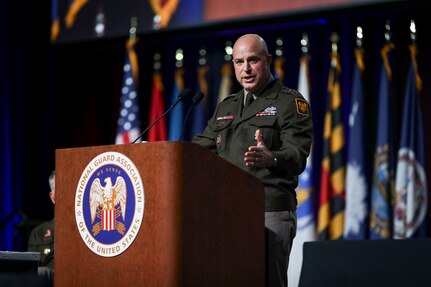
[236,78,283,121]
[243,74,275,98]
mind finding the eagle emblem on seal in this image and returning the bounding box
[89,177,127,236]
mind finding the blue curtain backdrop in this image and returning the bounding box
[1,1,431,251]
[0,0,14,250]
[0,1,55,251]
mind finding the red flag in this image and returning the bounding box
[147,72,167,141]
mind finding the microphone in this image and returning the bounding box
[131,88,192,143]
[179,91,205,141]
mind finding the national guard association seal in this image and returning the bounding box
[75,151,144,257]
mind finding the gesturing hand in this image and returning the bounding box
[244,129,276,168]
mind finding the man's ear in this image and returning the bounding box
[266,54,273,65]
[49,191,55,205]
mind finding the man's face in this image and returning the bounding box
[232,38,272,93]
[49,176,55,205]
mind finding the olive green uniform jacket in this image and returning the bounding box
[28,219,54,269]
[193,79,312,211]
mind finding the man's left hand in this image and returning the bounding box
[244,129,276,168]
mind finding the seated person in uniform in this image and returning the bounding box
[27,170,55,285]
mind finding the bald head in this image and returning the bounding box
[233,34,269,55]
[232,34,272,93]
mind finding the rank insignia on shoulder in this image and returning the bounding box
[295,98,310,116]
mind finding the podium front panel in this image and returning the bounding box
[55,142,264,287]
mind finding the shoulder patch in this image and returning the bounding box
[295,98,310,116]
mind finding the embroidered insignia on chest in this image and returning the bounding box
[295,98,310,116]
[44,229,52,238]
[217,115,234,120]
[216,134,222,146]
[256,107,277,116]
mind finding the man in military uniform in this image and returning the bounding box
[193,34,312,287]
[28,170,55,285]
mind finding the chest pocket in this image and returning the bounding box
[214,118,234,153]
[214,118,234,131]
[248,116,278,149]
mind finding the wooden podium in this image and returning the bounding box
[55,142,264,287]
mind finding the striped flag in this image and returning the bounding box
[317,53,346,240]
[369,43,395,239]
[217,62,232,103]
[147,71,167,141]
[393,44,428,239]
[102,210,116,231]
[288,54,315,287]
[343,47,368,239]
[168,68,186,140]
[115,38,141,144]
[190,65,209,139]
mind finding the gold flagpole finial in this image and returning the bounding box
[224,41,233,62]
[409,19,417,44]
[175,48,184,68]
[301,33,309,55]
[356,26,363,48]
[154,51,161,71]
[330,32,339,56]
[129,17,138,40]
[199,48,207,66]
[384,20,392,44]
[275,36,284,57]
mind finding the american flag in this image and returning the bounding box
[115,39,141,144]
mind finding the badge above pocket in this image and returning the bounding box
[214,115,234,131]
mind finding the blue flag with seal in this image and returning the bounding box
[369,43,395,239]
[393,45,428,239]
